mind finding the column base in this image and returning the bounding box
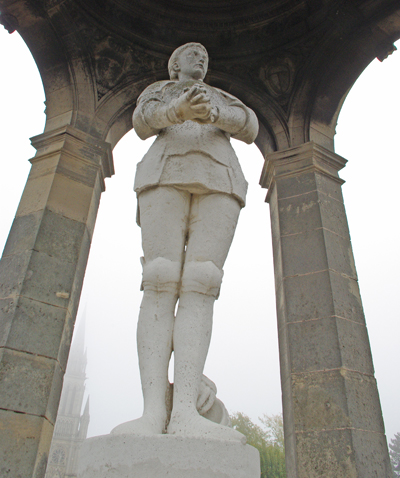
[77,433,260,478]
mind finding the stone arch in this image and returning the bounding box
[289,8,400,151]
[2,2,400,476]
[332,47,400,446]
[12,8,77,132]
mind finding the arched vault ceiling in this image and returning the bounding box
[1,0,400,150]
[74,0,318,58]
[66,0,400,59]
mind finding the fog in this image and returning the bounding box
[0,29,398,443]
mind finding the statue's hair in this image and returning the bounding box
[168,43,208,80]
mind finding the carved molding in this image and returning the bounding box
[0,13,19,33]
[76,24,167,100]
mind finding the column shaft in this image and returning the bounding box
[0,125,113,477]
[261,142,391,477]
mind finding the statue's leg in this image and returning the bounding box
[112,187,190,436]
[168,193,245,442]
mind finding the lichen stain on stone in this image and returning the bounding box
[300,200,316,213]
[297,430,357,478]
[339,368,347,378]
[293,376,350,431]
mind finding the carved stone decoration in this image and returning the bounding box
[45,446,66,478]
[259,57,295,98]
[50,447,66,466]
[93,35,166,100]
[0,13,19,33]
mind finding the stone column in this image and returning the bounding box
[260,142,391,477]
[0,125,113,478]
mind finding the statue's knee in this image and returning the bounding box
[181,261,224,298]
[141,257,181,294]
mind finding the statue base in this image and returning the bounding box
[77,433,260,478]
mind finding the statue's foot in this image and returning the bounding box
[111,414,165,436]
[167,412,246,444]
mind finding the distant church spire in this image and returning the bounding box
[45,309,90,478]
[66,311,87,378]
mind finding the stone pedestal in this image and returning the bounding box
[77,434,260,478]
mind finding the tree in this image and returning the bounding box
[390,432,400,477]
[231,412,286,478]
[230,412,269,449]
[260,413,285,450]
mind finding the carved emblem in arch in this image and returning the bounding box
[259,57,295,98]
[92,35,166,100]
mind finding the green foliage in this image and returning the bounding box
[230,412,269,449]
[231,412,286,478]
[390,432,400,477]
[260,413,285,450]
[259,446,286,478]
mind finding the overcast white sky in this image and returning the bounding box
[0,28,399,444]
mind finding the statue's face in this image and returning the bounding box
[176,46,208,80]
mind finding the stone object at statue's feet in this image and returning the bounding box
[77,433,260,478]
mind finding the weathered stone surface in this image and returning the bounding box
[0,126,113,478]
[15,172,55,217]
[66,227,92,320]
[292,369,385,432]
[270,170,345,203]
[295,427,393,478]
[287,318,342,373]
[286,317,374,374]
[19,250,75,306]
[276,262,366,325]
[280,228,330,276]
[0,349,63,423]
[33,209,88,262]
[264,142,391,476]
[351,428,394,477]
[0,250,32,300]
[329,271,366,323]
[2,210,43,257]
[296,429,358,478]
[276,271,336,322]
[277,189,350,239]
[78,434,260,478]
[44,174,98,223]
[0,296,73,369]
[0,409,53,478]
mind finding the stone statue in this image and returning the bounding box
[112,43,258,442]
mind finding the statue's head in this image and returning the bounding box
[168,43,209,81]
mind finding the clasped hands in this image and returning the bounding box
[170,84,219,124]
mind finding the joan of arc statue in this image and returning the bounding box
[112,42,258,442]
